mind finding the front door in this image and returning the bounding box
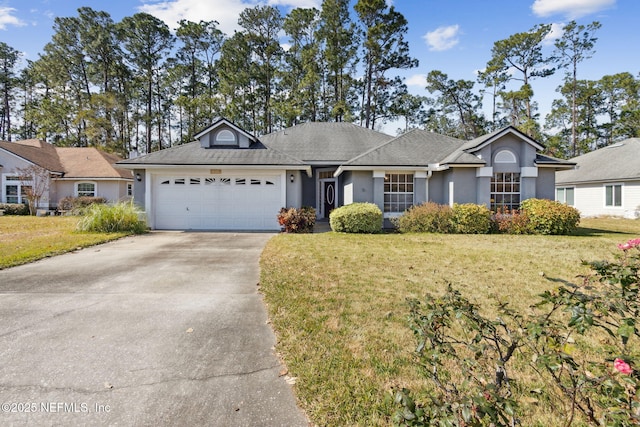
[323,181,336,218]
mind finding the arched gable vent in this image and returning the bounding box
[494,149,517,163]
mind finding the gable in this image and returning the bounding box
[195,118,257,149]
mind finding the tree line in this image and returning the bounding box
[0,0,637,159]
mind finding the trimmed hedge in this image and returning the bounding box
[519,198,580,235]
[393,202,454,233]
[277,207,316,233]
[451,203,492,234]
[0,203,30,215]
[329,202,382,233]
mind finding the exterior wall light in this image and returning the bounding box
[290,174,295,183]
[136,173,142,182]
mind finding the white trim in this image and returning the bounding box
[448,181,454,207]
[75,181,97,197]
[415,171,428,179]
[193,118,257,142]
[494,149,517,163]
[372,170,386,178]
[117,163,311,176]
[53,177,133,181]
[520,167,538,178]
[604,182,624,208]
[468,127,544,152]
[317,167,338,219]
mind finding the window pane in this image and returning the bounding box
[566,188,574,205]
[606,185,613,206]
[614,185,622,206]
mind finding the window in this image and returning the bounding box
[494,150,517,163]
[3,175,31,204]
[250,179,261,185]
[127,183,133,196]
[76,182,96,197]
[556,187,574,206]
[384,173,414,213]
[174,178,185,185]
[235,178,246,185]
[215,129,236,144]
[491,173,520,211]
[190,178,201,185]
[605,184,622,207]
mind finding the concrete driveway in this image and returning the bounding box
[0,232,308,426]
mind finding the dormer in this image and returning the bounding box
[195,117,257,149]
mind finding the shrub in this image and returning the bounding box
[59,196,107,214]
[519,198,580,235]
[394,202,453,233]
[491,207,532,234]
[277,206,316,233]
[394,239,640,426]
[0,203,30,215]
[76,200,147,234]
[329,202,382,233]
[451,203,492,234]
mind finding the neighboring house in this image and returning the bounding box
[555,138,640,219]
[0,139,133,210]
[117,117,574,231]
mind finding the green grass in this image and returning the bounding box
[0,216,129,269]
[259,217,640,426]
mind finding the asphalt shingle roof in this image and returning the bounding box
[556,138,640,184]
[0,140,132,179]
[259,122,393,162]
[343,129,472,166]
[117,141,307,166]
[0,139,65,173]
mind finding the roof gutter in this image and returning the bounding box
[334,163,447,177]
[116,163,313,177]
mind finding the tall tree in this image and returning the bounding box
[174,19,224,141]
[597,72,640,143]
[0,42,20,140]
[237,5,283,135]
[354,0,418,129]
[118,12,174,153]
[425,70,485,139]
[318,0,359,122]
[554,20,601,156]
[477,65,509,130]
[217,32,257,132]
[486,24,554,134]
[279,8,322,126]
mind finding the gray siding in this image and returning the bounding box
[428,173,445,204]
[285,170,303,208]
[536,169,556,200]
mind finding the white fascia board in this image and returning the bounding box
[53,177,133,181]
[194,118,257,142]
[117,163,309,172]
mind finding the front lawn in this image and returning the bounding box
[0,216,129,269]
[260,217,640,426]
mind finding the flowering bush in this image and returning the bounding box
[277,206,316,233]
[395,238,640,426]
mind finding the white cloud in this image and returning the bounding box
[0,7,26,30]
[139,0,321,35]
[406,74,427,87]
[543,22,564,45]
[423,25,460,52]
[531,0,615,19]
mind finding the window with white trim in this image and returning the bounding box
[605,184,622,207]
[384,173,414,213]
[491,173,520,211]
[494,149,517,163]
[556,187,574,206]
[4,175,32,204]
[215,129,236,145]
[76,182,96,197]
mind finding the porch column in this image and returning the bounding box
[372,170,385,213]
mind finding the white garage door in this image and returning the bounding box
[153,174,283,230]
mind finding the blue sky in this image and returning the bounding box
[0,0,636,128]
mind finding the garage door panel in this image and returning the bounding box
[154,174,282,230]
